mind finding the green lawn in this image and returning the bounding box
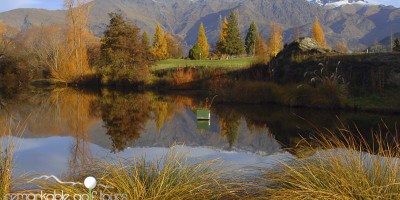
[153,58,256,71]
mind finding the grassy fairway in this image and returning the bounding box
[153,57,256,71]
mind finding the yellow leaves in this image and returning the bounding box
[197,23,210,59]
[312,18,327,48]
[152,23,168,60]
[267,22,283,57]
[219,17,229,41]
[64,0,93,82]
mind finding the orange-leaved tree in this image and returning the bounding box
[64,0,93,82]
[152,23,168,60]
[267,22,283,57]
[312,18,327,48]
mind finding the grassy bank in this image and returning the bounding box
[153,58,256,71]
[207,80,400,113]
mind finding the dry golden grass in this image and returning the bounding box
[0,119,24,197]
[34,150,246,200]
[263,125,400,200]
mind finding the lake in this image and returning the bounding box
[0,87,399,179]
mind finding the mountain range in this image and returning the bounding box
[307,0,400,8]
[1,0,400,50]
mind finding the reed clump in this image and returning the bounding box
[263,126,400,199]
[36,150,245,200]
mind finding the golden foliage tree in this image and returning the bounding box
[165,33,183,59]
[152,23,168,60]
[216,17,229,54]
[312,18,327,48]
[220,17,229,41]
[267,22,283,57]
[255,36,269,62]
[64,0,93,82]
[20,25,69,78]
[196,23,210,59]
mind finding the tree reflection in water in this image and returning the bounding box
[99,90,152,152]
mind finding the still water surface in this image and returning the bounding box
[0,88,399,178]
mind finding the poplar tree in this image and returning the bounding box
[142,31,150,49]
[152,23,168,60]
[64,0,92,80]
[245,21,258,56]
[216,17,229,54]
[224,10,245,55]
[312,18,327,48]
[165,33,183,59]
[267,22,283,57]
[196,23,210,59]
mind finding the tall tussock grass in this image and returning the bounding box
[263,125,400,199]
[37,150,245,200]
[0,137,13,198]
[0,119,24,197]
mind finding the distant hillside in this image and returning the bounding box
[1,0,400,50]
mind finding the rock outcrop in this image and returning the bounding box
[275,37,332,60]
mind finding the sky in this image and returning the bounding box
[1,0,400,13]
[0,0,64,12]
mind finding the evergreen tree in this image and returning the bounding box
[224,10,245,55]
[267,22,283,57]
[216,17,229,54]
[312,18,327,48]
[393,38,400,52]
[151,23,168,60]
[189,43,202,60]
[100,13,151,84]
[245,21,258,56]
[196,23,210,59]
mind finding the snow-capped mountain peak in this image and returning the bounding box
[307,0,400,8]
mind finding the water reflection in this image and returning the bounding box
[1,88,400,177]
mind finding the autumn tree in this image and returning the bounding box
[165,33,183,59]
[64,0,93,81]
[267,22,283,57]
[141,31,154,61]
[190,23,209,60]
[224,10,245,55]
[312,18,327,48]
[0,21,22,80]
[142,31,150,49]
[245,21,258,56]
[216,17,229,54]
[20,25,69,78]
[151,23,168,60]
[255,36,268,62]
[197,23,210,59]
[100,13,152,85]
[0,21,16,59]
